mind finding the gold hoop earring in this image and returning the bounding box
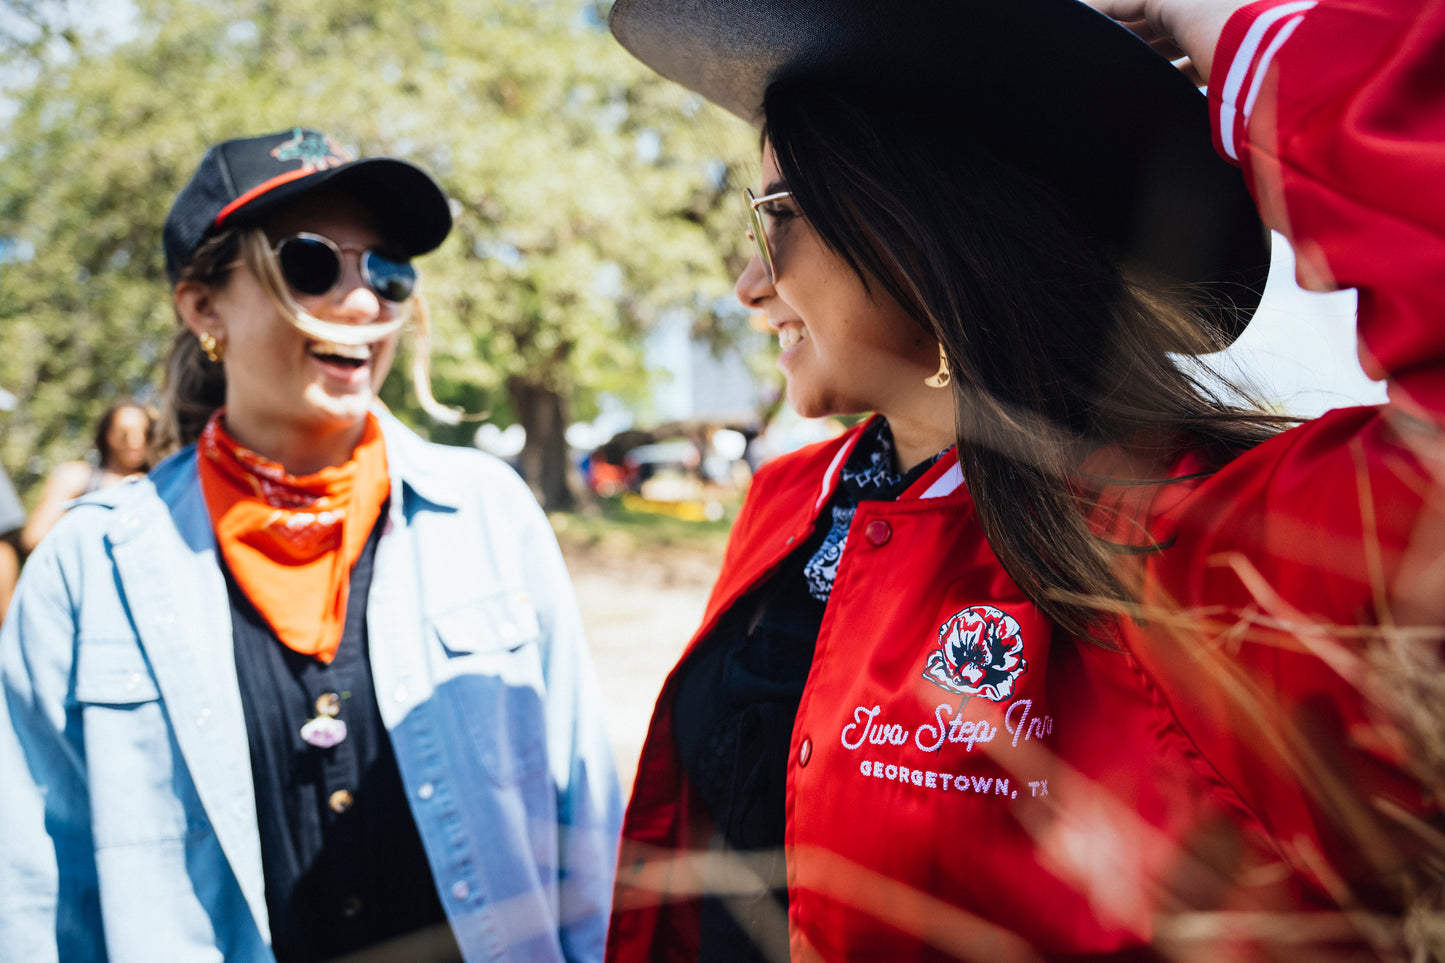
[924,343,950,388]
[199,332,224,363]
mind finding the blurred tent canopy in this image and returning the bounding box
[0,0,755,510]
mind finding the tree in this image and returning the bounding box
[0,0,754,510]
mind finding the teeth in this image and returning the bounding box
[778,326,805,350]
[309,340,370,360]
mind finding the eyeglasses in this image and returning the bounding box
[744,188,793,284]
[273,232,417,304]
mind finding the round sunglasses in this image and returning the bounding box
[273,232,417,304]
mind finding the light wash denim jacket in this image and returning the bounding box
[0,413,622,962]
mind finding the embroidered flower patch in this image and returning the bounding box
[922,604,1028,702]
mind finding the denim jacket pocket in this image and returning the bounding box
[430,591,542,658]
[75,633,162,704]
[427,592,549,785]
[74,634,195,846]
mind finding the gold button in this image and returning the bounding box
[329,789,354,813]
[342,895,363,918]
[315,692,341,717]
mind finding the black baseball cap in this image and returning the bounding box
[163,127,452,282]
[610,0,1272,347]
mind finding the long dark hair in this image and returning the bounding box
[763,77,1294,641]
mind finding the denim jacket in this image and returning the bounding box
[0,413,621,962]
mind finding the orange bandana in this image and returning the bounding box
[197,412,390,663]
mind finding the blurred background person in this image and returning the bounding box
[0,465,23,625]
[19,399,152,555]
[0,128,619,962]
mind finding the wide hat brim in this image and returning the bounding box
[610,0,1271,345]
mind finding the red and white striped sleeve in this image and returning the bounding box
[1210,0,1445,415]
[1208,0,1316,166]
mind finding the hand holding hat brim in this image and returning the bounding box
[1085,0,1254,84]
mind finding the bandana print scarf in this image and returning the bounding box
[803,419,946,602]
[197,411,390,663]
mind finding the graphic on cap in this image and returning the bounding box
[923,604,1028,702]
[271,128,351,172]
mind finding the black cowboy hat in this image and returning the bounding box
[609,0,1271,345]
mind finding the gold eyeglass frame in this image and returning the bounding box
[744,188,793,284]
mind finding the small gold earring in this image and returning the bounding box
[199,332,224,363]
[924,343,950,388]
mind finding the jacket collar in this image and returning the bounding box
[374,407,466,510]
[813,415,964,511]
[905,449,964,500]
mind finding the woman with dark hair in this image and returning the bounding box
[606,0,1445,957]
[19,399,152,554]
[0,128,620,962]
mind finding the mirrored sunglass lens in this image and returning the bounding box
[277,237,341,296]
[363,252,416,303]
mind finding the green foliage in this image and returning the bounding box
[0,0,755,499]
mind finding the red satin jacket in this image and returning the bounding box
[609,0,1445,957]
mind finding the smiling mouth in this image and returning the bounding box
[308,340,371,370]
[778,325,806,350]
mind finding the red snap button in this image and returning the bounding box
[864,520,892,546]
[798,737,813,767]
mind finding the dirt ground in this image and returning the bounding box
[558,537,724,795]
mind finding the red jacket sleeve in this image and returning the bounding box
[1213,0,1445,416]
[1113,1,1445,894]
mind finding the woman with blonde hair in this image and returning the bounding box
[0,127,620,962]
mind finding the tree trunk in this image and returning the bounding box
[507,378,581,512]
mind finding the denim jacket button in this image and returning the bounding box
[451,880,470,901]
[418,782,435,800]
[329,790,354,814]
